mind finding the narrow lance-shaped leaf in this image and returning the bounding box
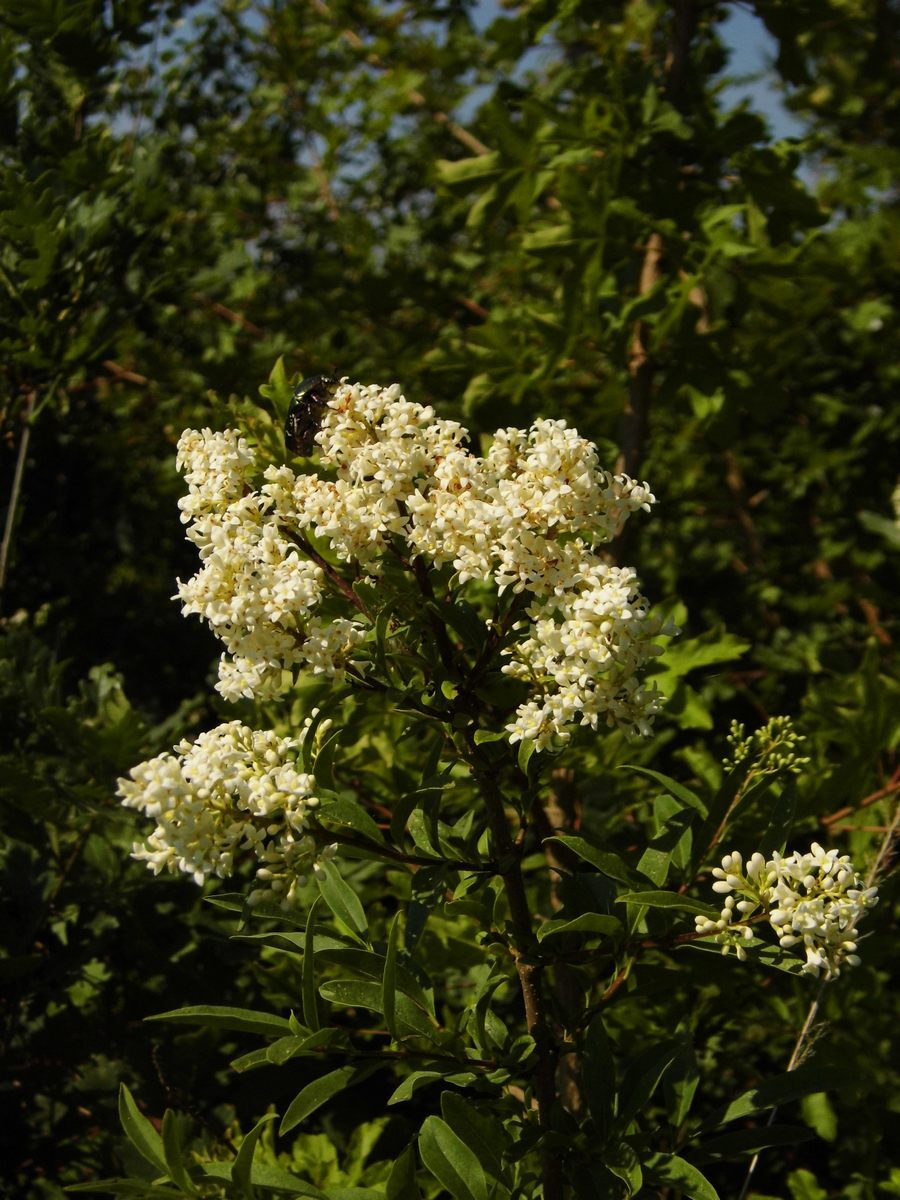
[582,1013,616,1144]
[318,979,438,1039]
[303,897,322,1032]
[643,1153,720,1200]
[617,1039,684,1127]
[536,913,621,941]
[665,1040,701,1130]
[316,796,386,845]
[232,1113,278,1197]
[66,1182,184,1196]
[694,1125,814,1162]
[616,890,719,917]
[419,1115,489,1200]
[146,1006,292,1037]
[700,1065,848,1131]
[440,1090,508,1182]
[198,1160,327,1197]
[620,765,708,816]
[280,1063,379,1135]
[117,1084,167,1176]
[386,1145,420,1200]
[161,1109,197,1194]
[382,909,402,1040]
[317,862,369,941]
[543,835,646,888]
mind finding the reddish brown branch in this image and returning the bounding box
[193,294,264,337]
[821,768,900,827]
[102,359,149,386]
[466,741,562,1200]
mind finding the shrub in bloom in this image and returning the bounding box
[695,845,879,979]
[117,719,336,907]
[174,380,674,749]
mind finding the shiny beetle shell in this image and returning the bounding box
[284,375,338,456]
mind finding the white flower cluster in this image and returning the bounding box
[695,845,879,979]
[117,720,336,908]
[176,428,366,701]
[176,380,672,745]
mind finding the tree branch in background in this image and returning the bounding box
[0,388,36,605]
[616,0,698,479]
[617,230,664,478]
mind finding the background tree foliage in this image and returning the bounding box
[0,1,896,1198]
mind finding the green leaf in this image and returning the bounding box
[382,910,401,1040]
[801,1092,837,1142]
[146,1006,291,1037]
[759,780,797,859]
[161,1110,196,1194]
[615,891,718,917]
[605,1140,642,1195]
[435,153,502,184]
[688,765,751,877]
[440,1091,508,1182]
[386,1145,420,1200]
[582,1014,615,1143]
[65,1182,182,1196]
[682,936,805,975]
[694,1125,814,1161]
[297,707,333,775]
[617,1040,683,1126]
[318,980,437,1038]
[653,630,750,678]
[859,509,900,550]
[787,1168,828,1200]
[117,1084,167,1176]
[407,801,444,858]
[543,837,644,887]
[231,1046,277,1073]
[199,1161,327,1196]
[266,1034,313,1065]
[636,808,696,886]
[316,946,434,1013]
[234,1028,342,1072]
[317,863,369,941]
[280,1064,377,1134]
[232,1113,277,1196]
[517,738,538,774]
[387,1070,446,1104]
[536,913,621,941]
[643,1154,720,1200]
[303,898,322,1032]
[316,797,385,845]
[701,1065,848,1131]
[419,1115,489,1200]
[620,766,708,816]
[665,1042,700,1130]
[473,729,505,745]
[522,224,577,251]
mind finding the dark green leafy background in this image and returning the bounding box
[0,2,896,1198]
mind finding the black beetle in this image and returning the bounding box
[284,375,338,456]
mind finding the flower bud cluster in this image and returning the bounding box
[117,719,337,908]
[176,381,672,746]
[723,715,810,777]
[695,845,878,979]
